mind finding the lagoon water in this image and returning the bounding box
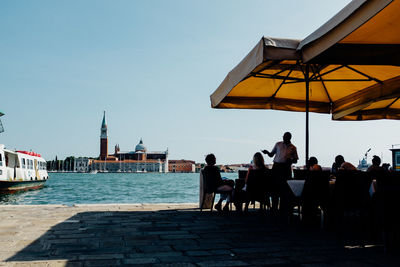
[0,172,238,205]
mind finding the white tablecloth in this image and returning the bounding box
[287,179,376,198]
[287,180,305,197]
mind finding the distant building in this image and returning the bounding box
[74,157,91,172]
[168,160,195,173]
[100,111,108,160]
[92,112,168,172]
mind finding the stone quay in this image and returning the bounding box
[0,204,397,266]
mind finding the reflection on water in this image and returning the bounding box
[0,172,237,205]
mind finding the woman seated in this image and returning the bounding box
[308,156,322,171]
[202,154,233,212]
[244,152,270,212]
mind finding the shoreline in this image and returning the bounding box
[0,202,199,208]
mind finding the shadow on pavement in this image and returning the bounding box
[6,208,397,266]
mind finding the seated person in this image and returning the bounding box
[367,155,383,172]
[308,156,322,171]
[202,154,233,212]
[244,152,269,212]
[332,155,357,173]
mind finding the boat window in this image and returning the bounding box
[22,158,26,169]
[0,154,2,166]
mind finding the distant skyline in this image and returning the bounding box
[2,0,400,167]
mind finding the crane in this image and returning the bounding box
[364,148,371,163]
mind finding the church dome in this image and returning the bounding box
[135,139,147,152]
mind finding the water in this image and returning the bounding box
[0,172,238,205]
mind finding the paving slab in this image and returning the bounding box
[0,203,398,266]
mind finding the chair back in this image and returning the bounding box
[302,170,330,207]
[333,170,372,212]
[375,172,400,227]
[200,169,217,194]
[238,170,248,179]
[247,169,272,200]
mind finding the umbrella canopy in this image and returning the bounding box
[299,0,400,120]
[210,0,400,162]
[211,37,329,113]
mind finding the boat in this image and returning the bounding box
[0,146,49,193]
[0,112,49,193]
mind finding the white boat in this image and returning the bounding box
[0,112,49,193]
[0,145,49,193]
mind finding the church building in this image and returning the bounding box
[91,112,169,173]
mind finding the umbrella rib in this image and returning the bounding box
[270,64,295,78]
[271,66,295,98]
[253,73,304,81]
[385,97,400,110]
[284,78,371,84]
[312,65,345,80]
[308,64,324,81]
[244,60,281,82]
[315,67,333,104]
[344,65,383,84]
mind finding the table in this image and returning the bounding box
[287,179,376,198]
[287,180,305,197]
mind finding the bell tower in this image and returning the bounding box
[100,111,108,160]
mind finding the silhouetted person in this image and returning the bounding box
[382,163,391,171]
[203,154,233,212]
[367,155,383,172]
[308,156,322,171]
[244,152,269,212]
[332,155,356,174]
[262,132,298,212]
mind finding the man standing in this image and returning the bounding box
[262,132,298,211]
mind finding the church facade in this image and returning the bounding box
[91,112,169,173]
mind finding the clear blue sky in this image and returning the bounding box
[1,0,399,167]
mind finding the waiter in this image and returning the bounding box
[262,132,298,212]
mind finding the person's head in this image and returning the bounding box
[253,152,266,169]
[283,132,292,144]
[308,156,318,167]
[372,155,381,166]
[335,155,345,166]
[205,154,216,166]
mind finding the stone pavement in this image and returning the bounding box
[0,204,397,266]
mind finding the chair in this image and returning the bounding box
[301,170,330,227]
[233,178,246,211]
[332,170,373,242]
[374,171,400,252]
[245,169,272,211]
[199,169,233,212]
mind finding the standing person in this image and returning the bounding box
[262,132,298,212]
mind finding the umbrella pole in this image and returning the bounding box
[305,64,310,166]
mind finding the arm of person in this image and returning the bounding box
[262,144,277,158]
[290,147,299,164]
